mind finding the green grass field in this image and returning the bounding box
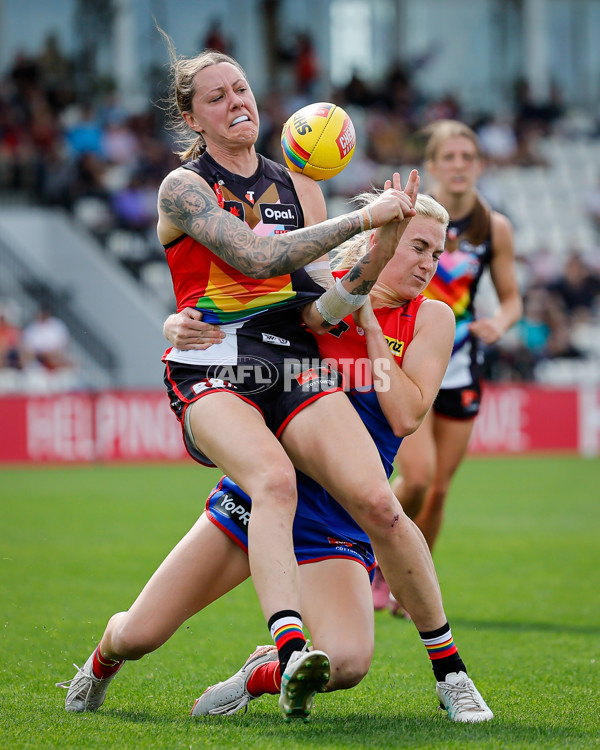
[1,456,598,749]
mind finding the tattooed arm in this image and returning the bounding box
[157,168,414,280]
[302,170,420,333]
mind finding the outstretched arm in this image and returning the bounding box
[158,168,411,280]
[302,171,419,333]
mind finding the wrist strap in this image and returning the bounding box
[315,278,369,325]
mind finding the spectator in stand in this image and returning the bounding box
[547,250,600,322]
[422,93,462,127]
[101,118,140,168]
[9,50,40,99]
[340,70,375,108]
[36,32,74,113]
[110,173,158,232]
[63,103,104,158]
[0,306,25,370]
[476,113,519,167]
[510,285,583,379]
[292,32,320,97]
[68,152,109,205]
[202,20,232,55]
[22,307,74,371]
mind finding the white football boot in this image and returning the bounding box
[56,652,122,712]
[191,645,278,716]
[436,671,494,722]
[278,645,330,722]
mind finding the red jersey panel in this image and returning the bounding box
[317,270,426,390]
[164,153,322,324]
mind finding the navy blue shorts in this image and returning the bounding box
[206,475,376,581]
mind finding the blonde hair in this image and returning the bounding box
[423,119,482,163]
[333,193,449,271]
[159,28,249,161]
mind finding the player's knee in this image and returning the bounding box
[352,484,407,535]
[402,475,430,503]
[248,464,297,512]
[327,647,372,690]
[109,614,161,659]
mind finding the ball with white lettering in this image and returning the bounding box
[281,102,356,181]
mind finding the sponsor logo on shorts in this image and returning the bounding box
[461,389,480,409]
[259,203,299,227]
[262,333,290,346]
[216,491,251,528]
[294,365,340,393]
[327,537,353,547]
[192,378,237,394]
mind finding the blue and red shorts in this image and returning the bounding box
[206,475,376,581]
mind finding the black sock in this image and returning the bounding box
[419,622,467,682]
[268,609,306,675]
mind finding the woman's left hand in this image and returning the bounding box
[469,317,504,344]
[163,308,225,349]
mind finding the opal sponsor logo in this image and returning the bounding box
[259,203,299,226]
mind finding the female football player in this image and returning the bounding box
[374,119,522,616]
[57,194,493,724]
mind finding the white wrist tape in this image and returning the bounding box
[315,277,369,325]
[304,260,334,290]
[357,206,373,233]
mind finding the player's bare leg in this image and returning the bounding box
[300,559,374,690]
[411,416,475,551]
[192,558,374,716]
[188,394,324,720]
[280,392,445,632]
[282,394,492,722]
[187,394,302,629]
[57,518,249,712]
[102,516,250,658]
[391,409,436,520]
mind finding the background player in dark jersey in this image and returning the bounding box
[57,194,493,722]
[57,40,444,721]
[373,120,523,615]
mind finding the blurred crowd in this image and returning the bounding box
[1,32,600,390]
[0,303,80,392]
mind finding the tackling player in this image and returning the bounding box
[57,194,493,723]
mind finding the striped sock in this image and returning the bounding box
[419,623,467,682]
[92,645,124,679]
[247,660,281,697]
[268,610,306,674]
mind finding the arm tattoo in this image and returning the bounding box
[347,253,371,282]
[343,253,378,295]
[349,279,377,295]
[159,170,364,279]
